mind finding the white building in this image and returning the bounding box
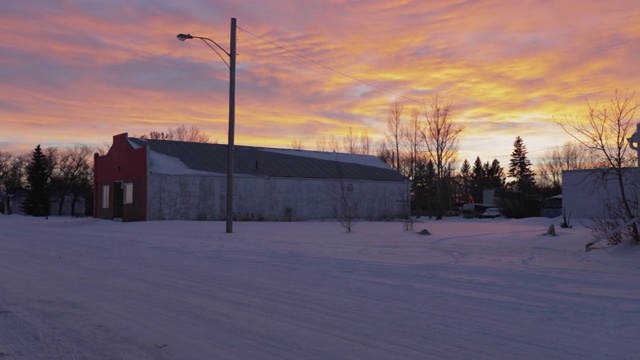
[562,168,639,219]
[94,134,409,222]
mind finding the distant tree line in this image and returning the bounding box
[0,144,95,216]
[0,125,212,217]
[138,124,212,143]
[3,88,637,238]
[289,92,635,221]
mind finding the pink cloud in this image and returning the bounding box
[0,0,638,170]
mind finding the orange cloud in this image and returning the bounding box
[0,0,639,172]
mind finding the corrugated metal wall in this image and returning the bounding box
[147,173,408,221]
[562,168,639,219]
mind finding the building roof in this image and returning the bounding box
[127,137,406,182]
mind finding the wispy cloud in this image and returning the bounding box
[1,0,638,166]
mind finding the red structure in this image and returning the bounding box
[94,133,147,221]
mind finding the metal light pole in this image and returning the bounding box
[178,17,236,233]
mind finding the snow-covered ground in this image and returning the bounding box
[1,215,639,359]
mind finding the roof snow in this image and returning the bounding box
[127,137,405,182]
[148,150,221,175]
[260,148,393,170]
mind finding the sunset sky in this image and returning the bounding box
[1,0,639,167]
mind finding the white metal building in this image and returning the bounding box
[94,134,409,222]
[562,167,639,219]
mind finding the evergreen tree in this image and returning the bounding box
[413,160,437,215]
[504,137,539,218]
[468,156,506,203]
[440,164,456,214]
[486,159,506,189]
[458,159,472,203]
[471,156,484,202]
[23,145,51,216]
[508,136,536,192]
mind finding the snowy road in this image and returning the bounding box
[1,216,639,359]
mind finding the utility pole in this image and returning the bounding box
[177,18,237,233]
[226,17,236,233]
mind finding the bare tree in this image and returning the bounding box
[559,89,639,243]
[333,180,361,232]
[0,151,12,191]
[403,108,425,182]
[376,141,394,167]
[342,128,372,155]
[343,127,358,154]
[175,125,209,142]
[358,129,371,155]
[50,145,93,216]
[291,139,304,150]
[538,142,598,190]
[95,142,111,156]
[316,137,328,152]
[327,136,341,152]
[385,103,404,172]
[316,135,341,152]
[140,125,211,143]
[2,154,29,192]
[421,95,464,219]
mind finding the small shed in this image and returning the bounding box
[94,133,409,222]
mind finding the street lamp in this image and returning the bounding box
[178,17,236,234]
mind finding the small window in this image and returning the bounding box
[124,183,133,204]
[101,185,110,209]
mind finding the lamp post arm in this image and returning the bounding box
[192,36,231,57]
[199,39,230,68]
[176,33,231,68]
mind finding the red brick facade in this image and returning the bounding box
[94,133,148,221]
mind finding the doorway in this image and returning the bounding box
[113,181,123,219]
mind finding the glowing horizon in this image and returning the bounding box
[1,0,639,167]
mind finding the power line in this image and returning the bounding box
[237,25,423,104]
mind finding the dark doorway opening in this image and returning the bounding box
[113,181,123,219]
